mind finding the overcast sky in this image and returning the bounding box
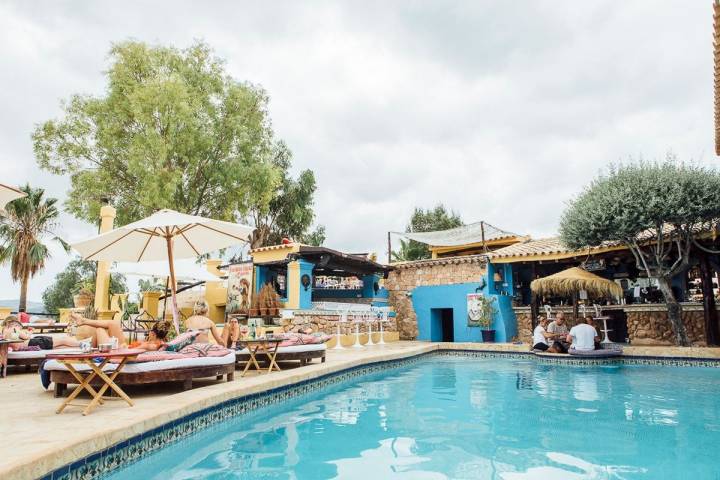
[0,1,715,303]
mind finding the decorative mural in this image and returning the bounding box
[227,261,253,315]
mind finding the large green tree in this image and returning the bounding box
[42,258,127,314]
[392,205,463,261]
[559,160,720,346]
[0,185,69,310]
[33,41,280,226]
[246,141,324,248]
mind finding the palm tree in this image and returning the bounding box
[0,185,68,311]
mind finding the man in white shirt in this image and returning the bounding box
[566,317,600,352]
[532,316,554,351]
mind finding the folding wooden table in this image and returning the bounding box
[237,338,282,377]
[0,339,23,378]
[47,348,144,416]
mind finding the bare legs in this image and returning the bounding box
[51,336,82,348]
[221,319,240,348]
[70,315,127,347]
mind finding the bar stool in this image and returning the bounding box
[332,311,348,350]
[593,305,613,344]
[377,310,388,345]
[352,313,364,348]
[365,311,376,346]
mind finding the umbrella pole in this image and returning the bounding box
[165,235,180,335]
[162,276,169,320]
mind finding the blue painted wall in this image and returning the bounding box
[295,259,315,309]
[411,262,518,343]
[412,283,484,342]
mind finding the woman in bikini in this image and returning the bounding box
[185,300,239,347]
[1,315,84,350]
[68,313,167,351]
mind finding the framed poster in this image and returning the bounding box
[467,293,483,327]
[227,261,253,315]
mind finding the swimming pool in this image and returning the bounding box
[104,355,720,479]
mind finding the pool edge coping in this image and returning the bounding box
[9,343,720,480]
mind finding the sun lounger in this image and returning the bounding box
[235,343,327,366]
[27,322,68,333]
[7,347,79,371]
[45,350,236,396]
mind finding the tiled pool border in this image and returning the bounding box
[43,349,720,480]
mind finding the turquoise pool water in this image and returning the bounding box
[105,356,720,479]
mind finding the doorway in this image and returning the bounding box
[431,308,455,342]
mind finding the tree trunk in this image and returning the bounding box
[656,276,690,346]
[699,252,720,346]
[19,270,29,312]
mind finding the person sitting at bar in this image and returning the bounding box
[585,316,602,350]
[532,316,555,351]
[547,312,569,353]
[566,317,600,352]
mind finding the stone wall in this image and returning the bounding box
[626,307,705,346]
[513,304,709,346]
[285,312,398,336]
[385,256,487,340]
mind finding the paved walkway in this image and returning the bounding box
[1,341,718,480]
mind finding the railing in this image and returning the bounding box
[11,311,59,318]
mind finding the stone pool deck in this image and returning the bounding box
[1,341,719,480]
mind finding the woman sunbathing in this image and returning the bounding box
[186,300,239,347]
[129,321,170,351]
[1,315,84,350]
[69,313,168,351]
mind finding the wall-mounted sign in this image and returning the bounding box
[467,293,483,327]
[584,259,606,272]
[227,261,253,315]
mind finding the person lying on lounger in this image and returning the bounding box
[69,313,168,351]
[1,315,85,350]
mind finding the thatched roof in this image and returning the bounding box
[530,267,622,298]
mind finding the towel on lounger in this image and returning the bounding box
[276,333,332,347]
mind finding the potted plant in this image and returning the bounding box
[249,291,260,317]
[269,288,281,317]
[73,280,95,308]
[476,295,498,343]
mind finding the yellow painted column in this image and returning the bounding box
[286,261,300,309]
[94,205,116,311]
[205,259,226,323]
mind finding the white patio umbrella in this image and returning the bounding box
[0,183,26,211]
[71,209,253,333]
[112,259,222,283]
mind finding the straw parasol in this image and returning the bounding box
[0,183,26,211]
[71,209,253,333]
[530,267,622,298]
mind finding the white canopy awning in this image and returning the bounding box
[394,221,519,247]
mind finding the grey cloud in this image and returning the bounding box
[0,0,715,299]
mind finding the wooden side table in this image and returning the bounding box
[47,348,144,415]
[0,340,23,378]
[237,339,282,377]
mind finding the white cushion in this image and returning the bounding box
[236,343,326,354]
[8,348,81,360]
[44,351,236,373]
